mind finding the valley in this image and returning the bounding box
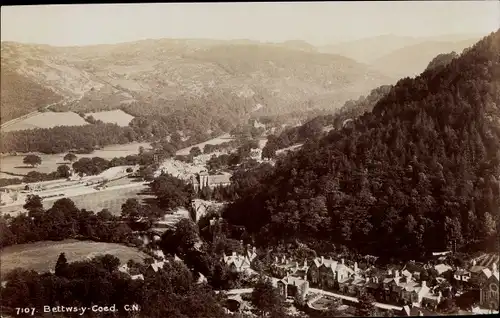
[1,3,499,317]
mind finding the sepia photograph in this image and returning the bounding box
[0,1,499,317]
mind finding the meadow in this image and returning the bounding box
[0,239,147,278]
[83,109,135,127]
[0,142,151,178]
[1,111,88,133]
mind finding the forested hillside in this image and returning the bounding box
[261,85,393,156]
[223,31,500,261]
[0,69,62,123]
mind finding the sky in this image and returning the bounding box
[1,1,499,47]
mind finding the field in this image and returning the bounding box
[0,142,151,178]
[0,181,151,216]
[0,239,147,278]
[175,134,234,156]
[1,111,88,133]
[84,109,135,127]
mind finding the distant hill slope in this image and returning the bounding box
[0,68,62,124]
[319,34,484,65]
[1,39,392,124]
[223,30,500,259]
[370,38,480,78]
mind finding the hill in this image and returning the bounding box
[319,35,423,64]
[0,68,62,124]
[370,38,480,78]
[1,39,391,123]
[222,30,500,260]
[319,34,484,65]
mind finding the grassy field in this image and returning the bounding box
[1,111,88,133]
[84,109,135,127]
[0,239,147,278]
[0,142,150,177]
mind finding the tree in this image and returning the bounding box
[251,277,283,317]
[23,195,43,214]
[63,153,77,163]
[321,297,344,317]
[121,198,143,221]
[23,154,42,167]
[355,292,376,317]
[190,147,202,157]
[57,164,71,178]
[55,253,68,276]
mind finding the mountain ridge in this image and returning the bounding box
[1,39,392,125]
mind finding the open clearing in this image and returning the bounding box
[0,142,151,178]
[176,134,234,156]
[1,111,88,133]
[84,109,135,127]
[0,239,147,278]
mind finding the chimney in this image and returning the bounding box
[282,255,286,264]
[472,259,477,266]
[321,256,324,264]
[232,251,236,257]
[341,258,345,265]
[275,256,278,263]
[354,262,358,272]
[304,259,307,268]
[422,281,427,288]
[253,246,256,254]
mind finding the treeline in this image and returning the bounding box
[1,123,138,154]
[0,196,138,249]
[221,31,500,261]
[261,85,393,158]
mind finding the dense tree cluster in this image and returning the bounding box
[0,253,228,318]
[149,173,194,211]
[0,196,134,248]
[262,85,393,158]
[222,31,500,261]
[425,51,459,72]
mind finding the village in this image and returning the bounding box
[120,223,499,318]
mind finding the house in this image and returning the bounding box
[277,274,310,302]
[271,255,307,278]
[118,264,130,274]
[434,263,453,276]
[379,270,440,307]
[131,274,144,280]
[191,172,231,192]
[479,263,499,311]
[469,259,489,280]
[223,252,253,273]
[197,272,207,284]
[402,262,425,280]
[149,260,165,273]
[152,249,165,261]
[307,257,355,290]
[453,268,472,283]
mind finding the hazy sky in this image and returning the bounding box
[2,1,499,47]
